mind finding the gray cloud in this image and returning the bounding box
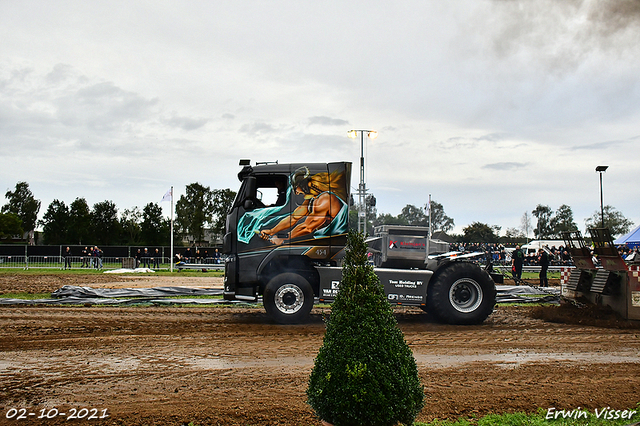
[308,116,349,126]
[477,133,509,142]
[55,82,159,131]
[45,63,74,85]
[162,114,209,131]
[239,122,277,135]
[571,138,633,151]
[489,0,640,70]
[482,162,529,171]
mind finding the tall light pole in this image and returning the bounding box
[596,165,608,229]
[347,129,378,233]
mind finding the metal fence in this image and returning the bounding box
[0,255,174,271]
[0,245,223,270]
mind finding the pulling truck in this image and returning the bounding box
[222,160,497,324]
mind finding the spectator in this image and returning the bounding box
[152,248,160,269]
[63,247,72,270]
[135,248,142,268]
[511,244,524,281]
[81,246,89,268]
[94,246,103,269]
[538,248,550,287]
[142,248,151,268]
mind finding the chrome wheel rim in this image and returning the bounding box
[449,278,483,313]
[274,284,304,314]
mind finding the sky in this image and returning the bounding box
[1,0,639,237]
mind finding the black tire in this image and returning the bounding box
[427,262,496,325]
[263,273,314,324]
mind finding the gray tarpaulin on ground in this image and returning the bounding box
[51,285,223,298]
[0,284,560,305]
[496,285,561,304]
[0,285,236,305]
[0,297,239,305]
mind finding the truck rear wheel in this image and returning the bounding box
[427,262,496,325]
[263,273,314,324]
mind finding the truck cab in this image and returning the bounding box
[222,161,352,322]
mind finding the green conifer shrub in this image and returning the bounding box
[307,231,424,426]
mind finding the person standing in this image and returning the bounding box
[63,247,72,270]
[538,248,550,287]
[81,247,89,268]
[511,245,524,281]
[94,246,103,269]
[142,248,151,268]
[88,246,95,268]
[135,248,142,268]
[152,248,160,269]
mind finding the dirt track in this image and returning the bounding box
[1,274,640,425]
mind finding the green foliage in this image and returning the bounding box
[398,204,427,226]
[307,231,424,426]
[585,205,634,237]
[211,188,236,237]
[0,212,23,240]
[119,207,142,244]
[429,201,455,233]
[2,181,41,233]
[532,204,554,239]
[40,199,69,244]
[462,222,501,243]
[175,182,215,243]
[0,292,53,299]
[68,198,92,245]
[549,204,577,237]
[141,202,169,245]
[91,200,120,245]
[386,201,455,232]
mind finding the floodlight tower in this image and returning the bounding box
[347,129,378,233]
[596,165,608,229]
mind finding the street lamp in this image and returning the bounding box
[596,165,608,229]
[347,129,378,233]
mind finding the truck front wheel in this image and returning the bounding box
[427,262,496,325]
[263,273,314,324]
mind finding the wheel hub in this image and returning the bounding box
[449,278,483,313]
[274,284,304,314]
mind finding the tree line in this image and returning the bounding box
[356,195,634,244]
[0,182,236,246]
[1,181,634,246]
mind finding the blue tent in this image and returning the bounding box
[614,224,640,248]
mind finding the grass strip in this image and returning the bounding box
[416,405,640,426]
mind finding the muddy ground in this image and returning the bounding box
[0,273,639,426]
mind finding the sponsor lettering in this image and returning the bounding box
[388,279,423,289]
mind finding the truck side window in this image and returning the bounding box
[254,175,289,208]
